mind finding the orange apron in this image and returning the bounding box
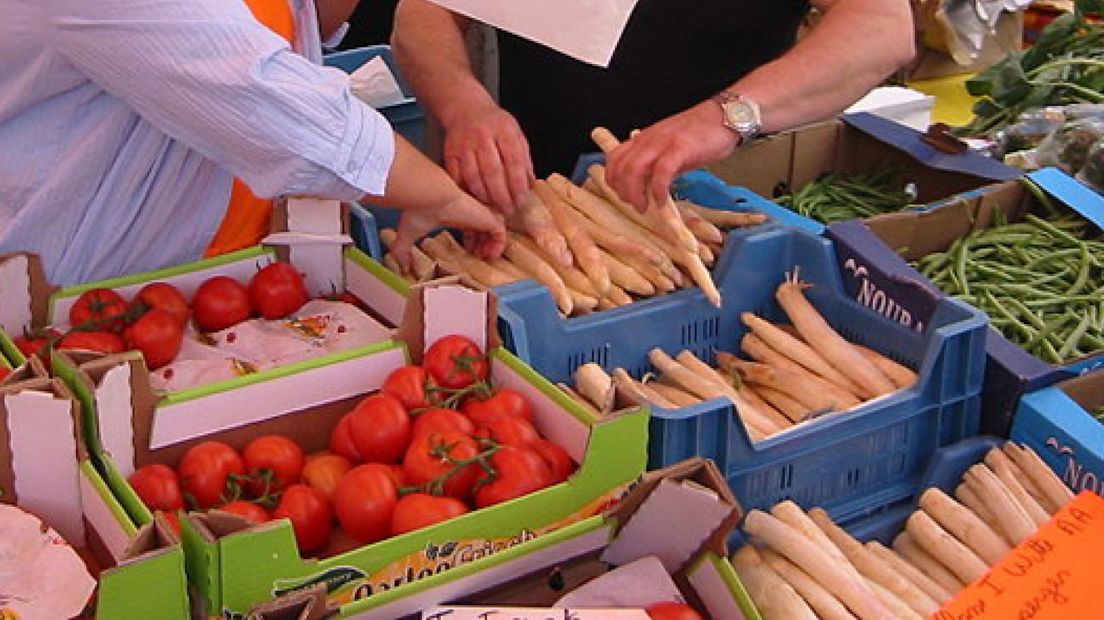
[204,1,297,257]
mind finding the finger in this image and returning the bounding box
[497,133,533,211]
[458,152,491,206]
[444,155,463,187]
[474,144,514,214]
[391,215,419,273]
[650,151,683,210]
[618,144,657,213]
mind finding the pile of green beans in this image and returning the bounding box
[914,213,1104,365]
[777,167,916,224]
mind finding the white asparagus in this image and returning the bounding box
[984,449,1051,527]
[675,200,724,244]
[866,541,954,605]
[954,483,1002,535]
[740,384,796,432]
[682,200,770,228]
[382,254,415,283]
[511,190,573,267]
[514,235,601,298]
[611,368,678,409]
[648,380,704,408]
[734,337,863,409]
[380,228,436,281]
[775,278,895,398]
[573,363,614,414]
[918,488,1011,565]
[751,384,808,424]
[731,546,818,620]
[598,249,655,296]
[761,548,857,620]
[502,233,573,315]
[719,356,860,412]
[853,344,918,389]
[557,383,602,418]
[892,532,966,595]
[905,510,989,584]
[864,577,923,620]
[1003,442,1074,511]
[743,510,891,620]
[532,179,611,295]
[740,313,865,398]
[809,508,939,617]
[994,449,1055,514]
[427,232,517,288]
[964,464,1038,545]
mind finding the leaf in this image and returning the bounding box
[1023,13,1080,69]
[989,61,1033,104]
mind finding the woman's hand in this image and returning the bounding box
[390,193,506,271]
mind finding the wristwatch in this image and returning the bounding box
[712,91,762,144]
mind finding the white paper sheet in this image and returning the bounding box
[425,0,642,67]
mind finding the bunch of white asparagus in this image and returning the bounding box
[379,163,767,316]
[732,442,1076,619]
[562,275,917,441]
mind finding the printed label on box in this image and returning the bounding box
[1044,436,1104,497]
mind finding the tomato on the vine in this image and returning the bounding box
[328,415,361,462]
[218,500,270,524]
[128,464,184,512]
[12,330,58,360]
[123,308,184,369]
[133,282,190,326]
[334,464,398,544]
[402,430,483,499]
[390,493,468,536]
[411,408,475,440]
[177,441,245,509]
[474,445,552,509]
[645,601,703,620]
[272,484,332,554]
[242,435,304,496]
[423,335,488,389]
[301,453,351,501]
[192,276,251,332]
[532,439,576,484]
[70,288,128,331]
[57,331,126,355]
[347,393,411,464]
[249,262,308,320]
[475,416,540,447]
[462,388,534,426]
[382,365,434,410]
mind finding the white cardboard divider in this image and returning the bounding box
[0,254,33,335]
[282,197,346,298]
[423,287,488,356]
[347,524,612,620]
[491,356,589,464]
[687,559,748,620]
[344,256,404,327]
[5,390,83,545]
[97,364,137,478]
[79,468,131,562]
[148,346,407,449]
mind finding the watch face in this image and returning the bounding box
[723,101,756,126]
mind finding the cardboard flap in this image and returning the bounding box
[118,512,179,563]
[395,279,501,363]
[0,252,53,335]
[246,584,335,620]
[843,112,1020,181]
[78,353,154,478]
[269,197,348,299]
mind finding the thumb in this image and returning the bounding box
[391,213,423,273]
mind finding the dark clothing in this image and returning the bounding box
[497,0,810,176]
[339,0,399,49]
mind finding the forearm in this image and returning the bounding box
[391,0,495,129]
[728,0,914,132]
[314,0,359,40]
[368,134,468,210]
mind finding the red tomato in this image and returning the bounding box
[128,464,184,512]
[192,276,251,332]
[532,439,576,484]
[272,484,333,554]
[133,282,190,326]
[69,288,128,331]
[423,335,488,389]
[0,367,9,382]
[347,393,412,464]
[328,415,362,462]
[301,453,352,501]
[334,464,398,544]
[402,431,482,499]
[13,330,57,360]
[242,435,305,496]
[462,389,534,426]
[159,511,182,536]
[218,501,270,524]
[411,408,475,439]
[177,441,245,509]
[57,331,126,355]
[390,493,468,536]
[476,416,540,447]
[386,464,408,487]
[249,262,309,320]
[122,309,184,369]
[646,602,703,620]
[474,445,553,509]
[382,365,433,410]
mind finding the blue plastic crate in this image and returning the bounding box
[504,226,988,540]
[324,45,427,151]
[1010,369,1104,498]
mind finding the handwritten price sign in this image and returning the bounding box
[935,491,1104,620]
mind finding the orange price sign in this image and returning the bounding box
[934,491,1104,620]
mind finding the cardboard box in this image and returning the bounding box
[1,356,191,619]
[827,167,1104,436]
[70,282,647,618]
[704,112,1019,208]
[1010,368,1104,498]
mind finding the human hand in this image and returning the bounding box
[441,103,534,217]
[604,102,741,212]
[390,193,506,271]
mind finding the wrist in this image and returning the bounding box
[711,90,762,145]
[435,84,498,131]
